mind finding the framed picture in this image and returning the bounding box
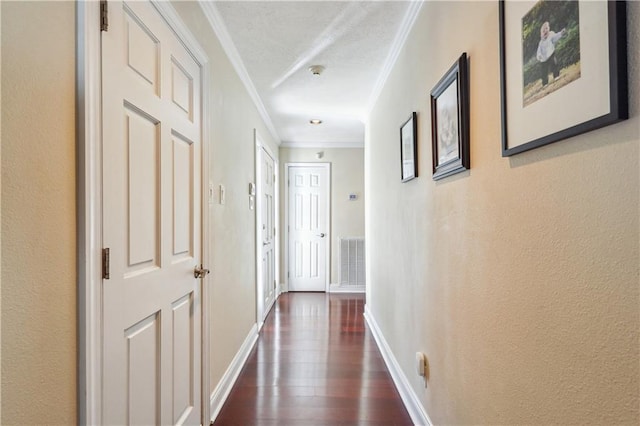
[400,112,418,182]
[430,52,470,180]
[500,0,628,156]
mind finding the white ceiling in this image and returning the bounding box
[204,1,422,147]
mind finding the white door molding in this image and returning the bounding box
[284,163,331,293]
[77,2,102,424]
[77,2,211,424]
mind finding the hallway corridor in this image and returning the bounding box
[212,293,413,426]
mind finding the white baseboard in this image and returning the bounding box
[364,305,432,426]
[329,283,366,293]
[209,324,259,423]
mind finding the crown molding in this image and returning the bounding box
[198,1,281,145]
[366,1,424,117]
[280,141,364,149]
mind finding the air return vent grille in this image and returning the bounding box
[339,238,365,288]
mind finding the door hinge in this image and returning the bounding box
[102,248,110,279]
[100,0,109,32]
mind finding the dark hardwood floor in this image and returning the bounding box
[212,292,413,426]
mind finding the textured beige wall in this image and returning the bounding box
[366,1,639,424]
[1,2,77,424]
[0,2,3,418]
[171,1,280,394]
[279,148,365,284]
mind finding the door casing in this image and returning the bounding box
[284,162,331,293]
[76,2,211,424]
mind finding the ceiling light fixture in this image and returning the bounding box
[308,65,325,77]
[309,119,323,125]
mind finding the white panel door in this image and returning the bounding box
[258,147,277,321]
[101,1,202,425]
[288,165,329,292]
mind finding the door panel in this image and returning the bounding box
[125,10,159,90]
[171,293,195,423]
[172,134,193,259]
[102,2,202,424]
[258,147,277,323]
[126,107,159,271]
[125,312,160,426]
[171,59,194,117]
[288,165,329,292]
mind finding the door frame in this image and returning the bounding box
[284,163,331,293]
[76,2,211,424]
[254,131,279,330]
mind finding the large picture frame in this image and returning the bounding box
[400,112,418,182]
[430,52,470,180]
[499,0,627,156]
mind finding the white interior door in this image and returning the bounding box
[287,164,330,292]
[101,1,203,424]
[258,146,277,323]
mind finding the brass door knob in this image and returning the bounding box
[194,265,210,279]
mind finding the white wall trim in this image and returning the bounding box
[199,58,213,426]
[366,0,424,116]
[255,136,264,331]
[329,283,365,294]
[77,2,102,424]
[280,141,364,149]
[364,305,433,426]
[198,1,281,145]
[210,324,259,423]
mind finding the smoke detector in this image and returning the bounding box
[308,65,325,76]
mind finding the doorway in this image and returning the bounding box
[255,132,279,328]
[285,163,331,292]
[78,1,211,424]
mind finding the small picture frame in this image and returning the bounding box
[499,0,628,156]
[430,52,470,180]
[400,112,418,182]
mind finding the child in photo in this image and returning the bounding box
[536,21,566,86]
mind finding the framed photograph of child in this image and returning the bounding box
[400,112,418,182]
[499,0,628,156]
[430,52,470,181]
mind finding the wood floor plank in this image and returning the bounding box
[212,293,413,426]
